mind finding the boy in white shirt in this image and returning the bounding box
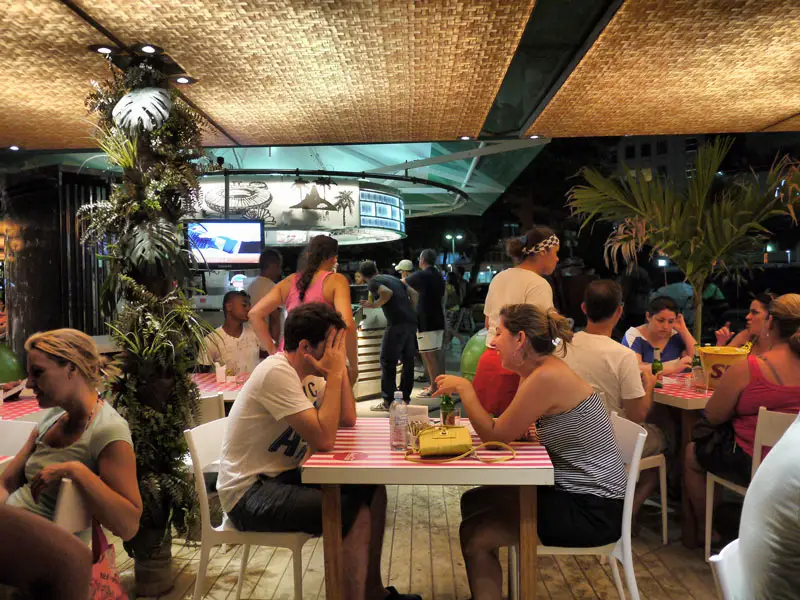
[200,290,260,374]
[563,280,667,515]
[217,303,420,600]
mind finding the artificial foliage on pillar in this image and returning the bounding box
[80,60,213,595]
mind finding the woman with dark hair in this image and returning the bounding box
[471,225,559,416]
[685,294,800,547]
[622,295,696,374]
[249,235,358,384]
[715,293,774,355]
[435,304,626,600]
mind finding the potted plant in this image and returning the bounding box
[80,60,209,595]
[439,395,459,426]
[567,137,800,341]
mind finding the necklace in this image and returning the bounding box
[63,396,102,434]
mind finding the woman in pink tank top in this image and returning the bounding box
[684,294,800,546]
[248,235,358,383]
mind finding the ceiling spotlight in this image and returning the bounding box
[173,75,197,85]
[460,136,471,141]
[9,145,20,151]
[529,135,539,139]
[88,44,118,55]
[141,45,157,54]
[175,76,190,84]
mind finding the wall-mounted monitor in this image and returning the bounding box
[186,220,264,269]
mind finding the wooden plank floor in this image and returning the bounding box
[116,486,719,600]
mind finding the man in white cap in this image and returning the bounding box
[395,259,414,281]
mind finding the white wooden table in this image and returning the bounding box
[653,378,713,546]
[302,418,554,600]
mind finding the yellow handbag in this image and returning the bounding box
[406,426,516,463]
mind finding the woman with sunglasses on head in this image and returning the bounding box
[435,303,626,600]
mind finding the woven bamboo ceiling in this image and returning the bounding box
[0,0,535,149]
[527,0,800,138]
[1,0,797,152]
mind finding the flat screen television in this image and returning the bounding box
[186,220,264,268]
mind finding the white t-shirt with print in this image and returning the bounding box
[562,331,645,417]
[484,268,554,346]
[216,353,326,512]
[200,324,260,374]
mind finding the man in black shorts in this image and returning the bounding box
[406,249,446,396]
[217,303,421,600]
[358,260,419,411]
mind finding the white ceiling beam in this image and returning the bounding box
[365,138,549,174]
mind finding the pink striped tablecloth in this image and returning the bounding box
[654,378,713,410]
[192,373,245,401]
[302,418,554,487]
[0,399,41,420]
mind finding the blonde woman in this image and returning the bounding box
[0,329,142,541]
[472,226,559,416]
[435,304,626,600]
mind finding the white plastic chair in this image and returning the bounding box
[53,478,92,534]
[638,452,668,545]
[710,538,744,600]
[197,393,225,425]
[184,418,312,600]
[509,412,647,600]
[705,407,797,560]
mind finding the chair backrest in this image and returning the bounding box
[184,418,228,534]
[0,420,36,456]
[198,393,225,425]
[609,412,647,545]
[710,538,744,600]
[752,407,797,475]
[53,477,92,534]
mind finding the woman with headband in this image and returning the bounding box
[471,225,560,416]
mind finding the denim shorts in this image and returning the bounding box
[228,469,378,536]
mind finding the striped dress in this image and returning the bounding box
[537,393,627,500]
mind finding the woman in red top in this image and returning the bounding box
[685,293,800,546]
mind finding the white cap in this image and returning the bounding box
[396,259,414,272]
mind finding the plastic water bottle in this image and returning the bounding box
[389,392,408,451]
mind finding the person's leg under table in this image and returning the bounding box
[322,484,345,600]
[680,409,701,548]
[380,327,401,407]
[399,324,417,403]
[518,486,539,599]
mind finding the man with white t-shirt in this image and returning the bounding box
[217,303,421,600]
[199,290,261,374]
[562,280,666,515]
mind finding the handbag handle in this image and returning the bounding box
[404,441,517,464]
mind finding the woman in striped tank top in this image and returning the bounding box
[435,304,627,600]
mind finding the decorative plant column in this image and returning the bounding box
[81,60,212,596]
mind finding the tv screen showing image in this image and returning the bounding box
[187,220,264,267]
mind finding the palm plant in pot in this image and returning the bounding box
[567,137,800,341]
[81,60,210,595]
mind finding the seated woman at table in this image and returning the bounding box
[0,329,142,541]
[685,293,800,546]
[622,295,696,374]
[434,304,627,600]
[714,292,774,355]
[248,234,359,384]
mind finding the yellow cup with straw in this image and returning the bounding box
[698,346,749,389]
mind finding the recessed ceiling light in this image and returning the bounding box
[175,76,190,84]
[97,47,112,54]
[460,136,471,141]
[529,135,539,139]
[88,44,118,55]
[9,145,20,151]
[141,45,157,54]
